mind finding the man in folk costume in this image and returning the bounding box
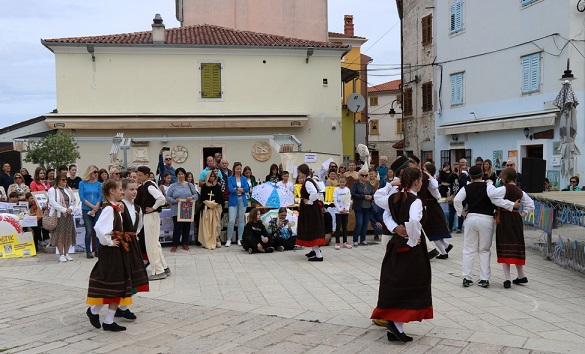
[296,164,326,261]
[86,179,132,332]
[135,166,170,280]
[371,167,433,343]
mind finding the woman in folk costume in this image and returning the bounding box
[371,167,433,343]
[86,179,133,332]
[422,162,453,259]
[296,164,326,261]
[198,170,224,249]
[116,178,149,321]
[487,167,534,289]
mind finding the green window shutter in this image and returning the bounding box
[201,63,222,99]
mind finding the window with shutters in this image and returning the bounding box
[422,14,432,46]
[199,61,223,100]
[450,72,464,106]
[396,118,403,134]
[422,82,433,112]
[521,53,541,94]
[440,150,450,167]
[369,96,379,106]
[403,88,413,116]
[450,0,463,34]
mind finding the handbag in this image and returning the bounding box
[42,189,58,231]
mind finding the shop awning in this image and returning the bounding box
[437,110,558,135]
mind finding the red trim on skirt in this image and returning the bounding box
[497,257,526,265]
[295,238,327,247]
[134,284,149,293]
[370,306,433,323]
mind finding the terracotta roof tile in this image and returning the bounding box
[44,24,348,49]
[368,80,401,93]
[328,31,366,40]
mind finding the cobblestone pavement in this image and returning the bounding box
[1,228,584,353]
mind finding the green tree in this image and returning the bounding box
[24,131,81,170]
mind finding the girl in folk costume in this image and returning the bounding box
[371,167,433,343]
[296,164,326,261]
[85,179,133,332]
[487,167,534,289]
[116,179,149,321]
[422,162,453,259]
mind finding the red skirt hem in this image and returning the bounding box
[133,284,149,293]
[370,306,433,323]
[296,238,326,247]
[497,257,525,265]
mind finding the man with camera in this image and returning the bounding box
[158,147,177,183]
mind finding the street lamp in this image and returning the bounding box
[388,99,400,118]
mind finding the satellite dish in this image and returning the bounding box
[347,93,365,113]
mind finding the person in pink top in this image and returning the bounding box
[30,167,51,192]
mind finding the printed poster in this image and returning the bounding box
[547,170,560,191]
[507,150,518,168]
[0,232,36,258]
[493,150,503,170]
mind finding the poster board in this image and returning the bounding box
[0,232,36,258]
[177,199,195,222]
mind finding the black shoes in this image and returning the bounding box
[103,322,126,332]
[305,250,316,258]
[446,244,453,253]
[503,280,511,289]
[462,279,473,287]
[478,280,490,288]
[86,307,101,329]
[386,321,413,343]
[308,256,323,262]
[115,308,137,320]
[265,247,275,253]
[387,331,399,342]
[164,267,171,276]
[86,252,94,259]
[428,249,439,259]
[248,248,254,254]
[94,251,99,258]
[436,254,449,259]
[512,277,528,285]
[276,246,285,252]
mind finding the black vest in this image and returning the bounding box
[137,181,161,213]
[463,182,496,216]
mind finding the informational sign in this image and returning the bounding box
[0,232,36,258]
[547,170,560,191]
[304,153,317,163]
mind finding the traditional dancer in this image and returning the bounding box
[487,167,534,288]
[371,167,433,343]
[422,162,453,259]
[86,179,132,332]
[453,165,497,288]
[116,178,150,320]
[295,164,326,261]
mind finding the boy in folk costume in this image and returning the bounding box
[115,179,150,320]
[371,167,433,343]
[86,179,132,332]
[487,168,534,288]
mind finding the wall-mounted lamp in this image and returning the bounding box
[523,127,530,139]
[388,99,400,118]
[470,112,477,119]
[305,47,314,63]
[86,44,95,62]
[452,134,459,141]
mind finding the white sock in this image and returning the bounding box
[440,239,450,248]
[118,306,127,311]
[502,264,511,281]
[516,265,525,279]
[104,309,116,324]
[313,246,322,258]
[90,305,104,315]
[434,241,447,255]
[394,321,404,333]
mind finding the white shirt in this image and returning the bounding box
[333,187,351,213]
[486,183,534,215]
[122,199,144,234]
[276,180,294,193]
[147,183,166,210]
[94,205,119,246]
[304,180,320,204]
[374,183,399,233]
[427,175,441,200]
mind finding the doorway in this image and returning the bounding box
[526,144,543,159]
[202,146,223,170]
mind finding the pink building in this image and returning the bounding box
[176,0,328,41]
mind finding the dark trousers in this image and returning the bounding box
[335,213,348,243]
[32,220,50,248]
[172,216,191,246]
[242,236,274,253]
[448,204,464,231]
[273,236,296,250]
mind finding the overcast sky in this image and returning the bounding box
[0,0,400,129]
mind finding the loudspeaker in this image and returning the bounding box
[522,157,546,193]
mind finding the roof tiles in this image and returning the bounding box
[368,79,401,93]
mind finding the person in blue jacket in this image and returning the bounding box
[226,162,250,247]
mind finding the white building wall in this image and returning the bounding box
[368,90,403,161]
[434,0,585,186]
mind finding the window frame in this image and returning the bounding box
[521,52,541,95]
[449,0,463,34]
[369,96,379,106]
[198,60,224,101]
[450,72,464,106]
[396,117,404,134]
[422,14,433,46]
[403,87,413,116]
[422,82,433,112]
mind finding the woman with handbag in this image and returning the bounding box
[48,172,77,262]
[165,168,198,252]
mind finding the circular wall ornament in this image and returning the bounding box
[171,145,188,163]
[252,141,272,161]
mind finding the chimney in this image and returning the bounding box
[344,15,354,36]
[152,14,165,44]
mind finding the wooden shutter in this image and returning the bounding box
[422,14,432,45]
[403,88,413,116]
[521,53,540,93]
[450,72,463,105]
[422,82,433,112]
[450,0,463,33]
[370,119,379,135]
[369,96,378,106]
[396,118,403,134]
[200,63,222,99]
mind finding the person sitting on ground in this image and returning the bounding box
[562,176,581,191]
[268,207,296,251]
[241,208,276,254]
